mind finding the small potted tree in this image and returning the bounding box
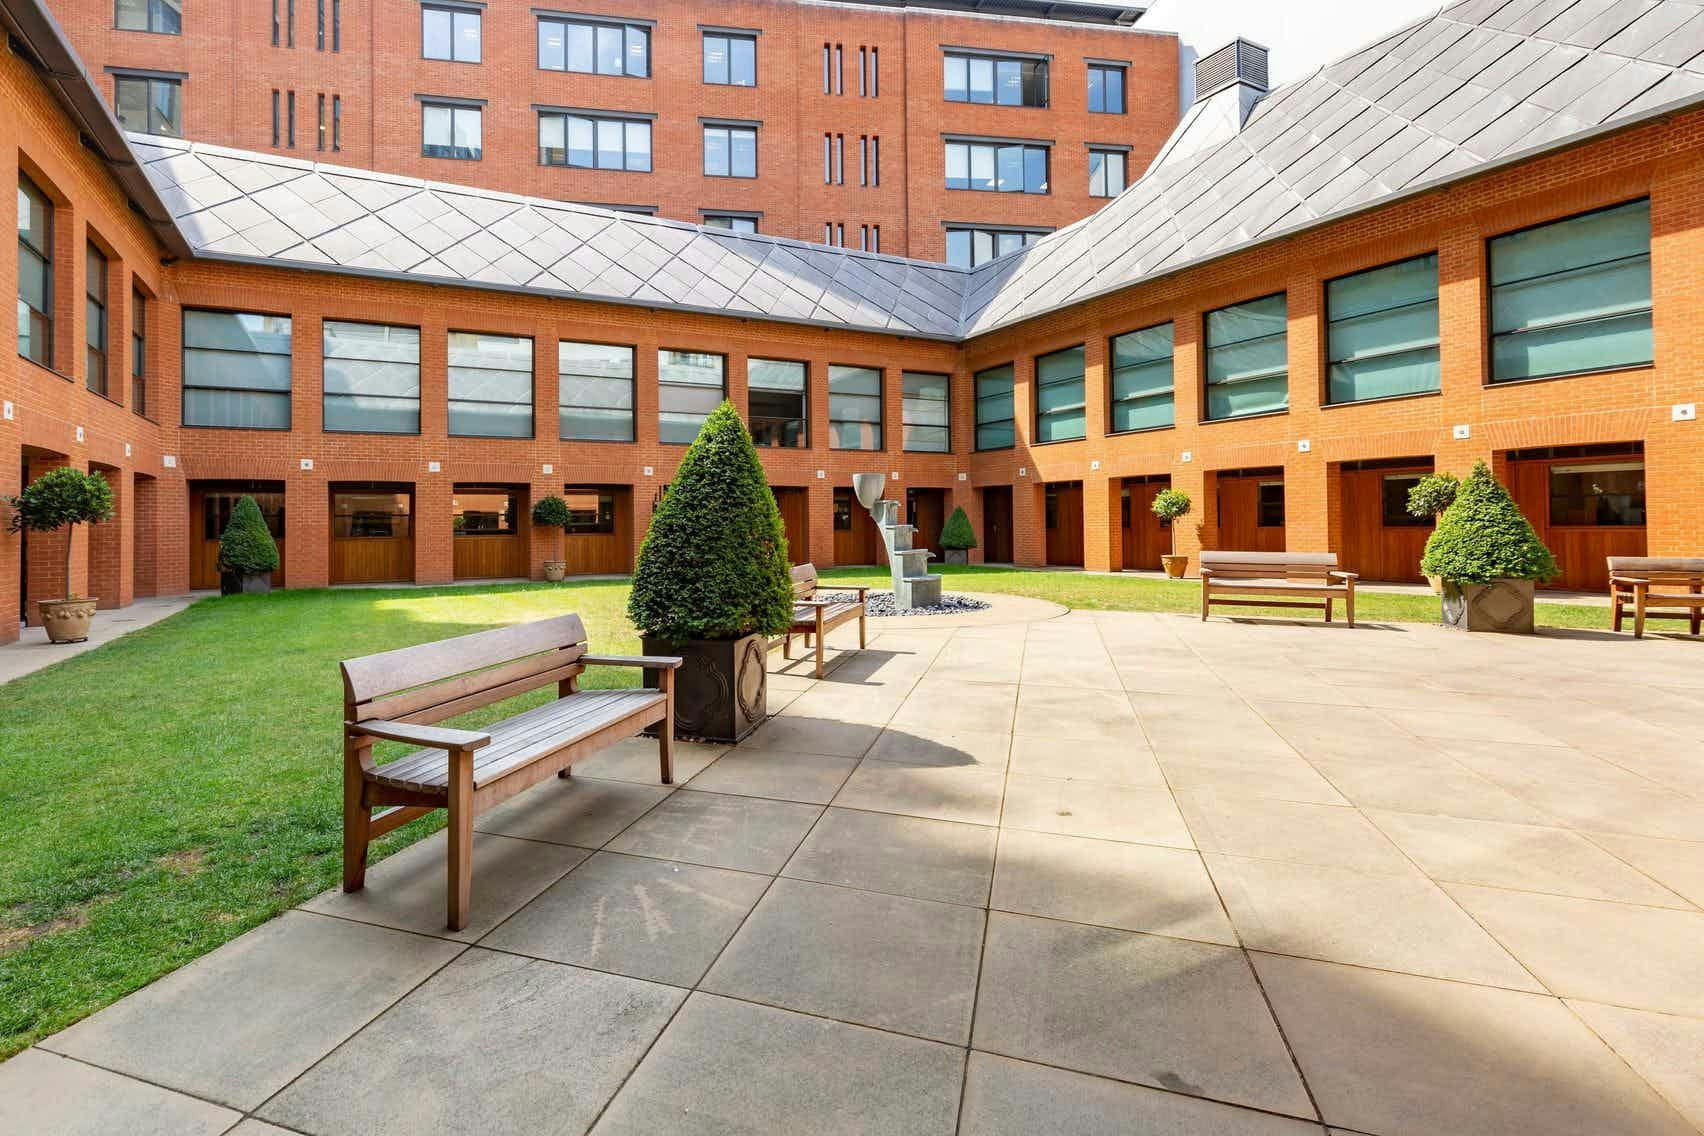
[1405,472,1460,592]
[4,467,115,643]
[628,402,794,742]
[531,494,571,582]
[1150,488,1192,578]
[939,505,976,565]
[217,495,280,595]
[1421,461,1556,634]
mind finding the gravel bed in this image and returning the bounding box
[819,590,991,617]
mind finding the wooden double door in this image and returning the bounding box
[906,487,947,560]
[772,486,809,566]
[1214,472,1286,553]
[189,482,286,590]
[982,486,1013,563]
[832,487,883,566]
[330,485,414,584]
[1120,477,1171,570]
[1338,463,1432,583]
[1045,482,1084,567]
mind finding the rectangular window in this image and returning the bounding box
[86,244,108,394]
[324,320,421,434]
[1035,345,1085,444]
[559,340,634,441]
[828,365,882,450]
[944,141,1048,194]
[870,47,878,96]
[858,47,866,96]
[1088,64,1125,113]
[332,0,340,50]
[116,0,182,34]
[287,0,294,47]
[1258,482,1285,528]
[902,371,950,452]
[872,136,880,185]
[272,89,280,145]
[748,358,807,448]
[539,113,651,171]
[113,74,182,136]
[945,226,1047,268]
[448,332,532,437]
[422,102,481,159]
[287,90,296,146]
[333,491,409,539]
[834,43,843,93]
[332,95,340,150]
[703,213,757,234]
[1109,322,1174,433]
[1382,474,1430,527]
[453,487,518,535]
[422,5,480,62]
[131,288,146,415]
[272,0,279,45]
[703,124,757,178]
[1205,293,1288,420]
[944,52,1047,106]
[562,488,615,534]
[538,16,649,77]
[1549,462,1645,527]
[974,363,1015,450]
[181,309,293,429]
[1489,198,1652,383]
[317,93,326,150]
[17,176,53,367]
[658,349,725,443]
[1326,253,1440,404]
[316,0,324,49]
[1088,149,1126,197]
[703,32,755,86]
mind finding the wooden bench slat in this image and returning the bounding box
[341,613,588,705]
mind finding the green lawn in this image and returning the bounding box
[0,568,1611,1057]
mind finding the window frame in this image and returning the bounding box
[973,362,1016,452]
[944,139,1049,195]
[702,30,757,87]
[180,307,295,431]
[944,225,1049,268]
[827,364,884,451]
[452,485,521,536]
[1033,344,1087,445]
[1087,147,1127,198]
[901,370,951,453]
[420,99,482,160]
[112,72,183,137]
[447,330,535,439]
[561,486,618,534]
[131,286,148,417]
[16,174,54,369]
[1202,291,1289,423]
[421,3,481,63]
[1547,460,1646,528]
[942,50,1049,107]
[701,212,759,234]
[747,356,809,449]
[702,123,758,179]
[536,14,651,78]
[1323,251,1442,407]
[657,348,727,445]
[115,0,182,34]
[558,338,637,443]
[1107,321,1175,436]
[1087,63,1125,114]
[85,242,109,396]
[322,318,423,436]
[537,111,653,172]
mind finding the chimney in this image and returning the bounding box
[1193,38,1269,102]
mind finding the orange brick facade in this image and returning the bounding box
[50,0,1179,260]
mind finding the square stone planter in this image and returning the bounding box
[1439,578,1535,634]
[642,631,768,743]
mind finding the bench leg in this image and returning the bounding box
[658,667,675,785]
[1634,585,1647,640]
[557,766,572,779]
[782,632,791,659]
[1200,584,1210,622]
[1345,584,1355,629]
[859,609,866,648]
[446,749,474,932]
[1324,596,1333,623]
[815,610,826,679]
[1612,595,1623,633]
[342,739,371,893]
[1692,585,1701,636]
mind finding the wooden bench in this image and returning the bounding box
[1609,556,1704,638]
[340,614,681,930]
[780,563,868,678]
[1200,551,1358,626]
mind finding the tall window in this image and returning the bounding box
[1204,293,1288,420]
[113,74,182,136]
[1088,149,1126,198]
[448,332,532,437]
[974,364,1015,450]
[1035,345,1085,443]
[539,113,651,171]
[323,321,421,434]
[1109,322,1174,433]
[902,372,949,452]
[704,124,757,178]
[332,94,341,150]
[85,244,108,395]
[748,358,807,447]
[1489,198,1652,383]
[559,340,634,441]
[828,365,882,450]
[538,16,649,77]
[945,141,1048,194]
[17,177,53,367]
[658,350,725,443]
[703,32,755,86]
[272,89,280,145]
[317,94,326,150]
[422,101,481,159]
[703,213,757,234]
[946,226,1047,268]
[422,4,480,62]
[116,0,181,33]
[181,310,293,429]
[943,52,1047,106]
[1326,253,1440,404]
[131,288,147,415]
[1088,64,1125,113]
[1550,461,1645,526]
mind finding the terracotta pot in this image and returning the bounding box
[642,631,768,743]
[1439,578,1535,634]
[543,560,567,582]
[39,598,97,644]
[1161,554,1189,579]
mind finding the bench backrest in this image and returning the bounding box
[791,563,820,599]
[1607,556,1704,585]
[341,613,588,726]
[1201,551,1338,580]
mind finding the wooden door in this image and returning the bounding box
[982,486,1013,563]
[188,484,287,590]
[1508,457,1645,592]
[561,486,632,575]
[773,487,809,566]
[452,486,528,580]
[1045,482,1085,567]
[1338,467,1431,583]
[329,487,414,584]
[832,487,881,565]
[1215,476,1285,552]
[1120,478,1170,570]
[907,488,946,560]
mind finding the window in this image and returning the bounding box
[704,124,757,178]
[181,309,293,429]
[562,488,616,534]
[332,95,341,150]
[828,365,882,449]
[86,244,108,395]
[1088,64,1125,113]
[1489,198,1652,383]
[272,89,280,145]
[703,213,757,234]
[823,42,843,94]
[116,0,181,34]
[539,113,651,171]
[422,101,481,159]
[1549,462,1645,527]
[1381,474,1431,527]
[422,5,480,62]
[1326,253,1440,404]
[658,350,725,443]
[286,0,294,46]
[944,141,1048,194]
[943,52,1048,106]
[332,0,340,50]
[113,73,182,136]
[203,490,284,542]
[333,491,410,539]
[1204,293,1288,420]
[317,93,326,150]
[902,372,949,452]
[1088,148,1126,198]
[131,288,146,415]
[1257,482,1285,528]
[448,332,532,437]
[945,226,1046,268]
[748,358,807,448]
[538,16,649,77]
[1109,322,1174,433]
[703,32,755,86]
[288,90,296,147]
[17,177,52,367]
[272,0,280,45]
[559,340,634,441]
[323,320,420,434]
[1035,345,1085,443]
[833,489,853,531]
[316,0,324,49]
[974,363,1014,450]
[452,488,517,535]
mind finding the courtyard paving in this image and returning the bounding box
[8,603,1704,1135]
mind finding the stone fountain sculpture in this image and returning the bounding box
[852,473,942,610]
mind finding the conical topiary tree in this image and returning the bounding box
[628,402,795,642]
[217,495,281,577]
[939,506,976,550]
[1420,461,1556,584]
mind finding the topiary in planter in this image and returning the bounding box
[4,466,116,641]
[939,505,976,564]
[531,494,572,581]
[217,495,280,594]
[1150,488,1193,577]
[1405,472,1460,521]
[1421,461,1556,633]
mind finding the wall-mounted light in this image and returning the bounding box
[300,458,314,471]
[542,463,554,474]
[1452,424,1471,440]
[1674,403,1697,422]
[163,455,177,468]
[1180,451,1192,463]
[1297,439,1311,454]
[643,466,654,476]
[427,460,441,473]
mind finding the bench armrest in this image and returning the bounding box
[1610,575,1650,586]
[795,597,847,608]
[348,719,492,750]
[582,653,684,670]
[1198,568,1214,580]
[1330,571,1359,581]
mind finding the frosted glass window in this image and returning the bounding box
[1327,254,1440,403]
[975,363,1015,450]
[324,320,420,434]
[182,309,293,428]
[902,371,950,452]
[658,349,725,443]
[559,340,633,441]
[448,332,533,437]
[828,364,882,450]
[1109,322,1174,432]
[1205,293,1288,420]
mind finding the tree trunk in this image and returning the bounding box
[63,522,75,602]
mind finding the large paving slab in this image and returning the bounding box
[0,1048,239,1135]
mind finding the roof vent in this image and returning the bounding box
[1193,38,1268,101]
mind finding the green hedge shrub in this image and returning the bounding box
[939,505,976,550]
[531,495,572,529]
[1420,461,1556,584]
[217,495,280,575]
[628,402,795,641]
[1405,472,1460,520]
[4,467,115,601]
